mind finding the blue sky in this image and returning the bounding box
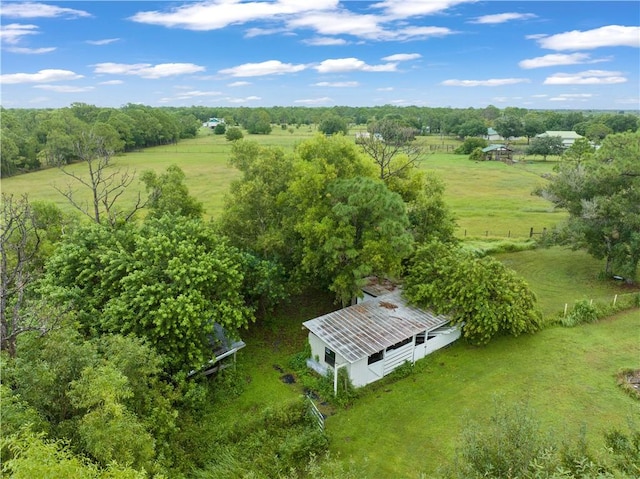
[1,0,639,110]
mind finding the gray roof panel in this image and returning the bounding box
[303,290,449,363]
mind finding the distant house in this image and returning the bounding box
[536,131,583,148]
[203,117,225,129]
[303,289,460,393]
[355,131,383,144]
[481,144,513,162]
[485,127,503,141]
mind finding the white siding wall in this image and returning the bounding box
[308,327,460,389]
[425,328,461,354]
[383,343,414,375]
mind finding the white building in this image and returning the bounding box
[536,130,583,148]
[203,117,225,129]
[303,289,460,393]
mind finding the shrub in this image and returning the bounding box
[469,147,485,161]
[447,399,550,478]
[455,137,488,155]
[225,126,243,141]
[213,123,226,135]
[561,300,600,327]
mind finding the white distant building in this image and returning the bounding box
[536,130,583,148]
[203,117,225,128]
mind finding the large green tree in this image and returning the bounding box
[43,216,255,372]
[297,176,413,305]
[404,243,542,345]
[140,164,203,219]
[543,131,640,282]
[526,135,564,160]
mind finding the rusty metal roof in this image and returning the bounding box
[303,290,449,363]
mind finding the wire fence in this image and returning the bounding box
[560,291,639,318]
[460,227,548,239]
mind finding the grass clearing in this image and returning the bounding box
[2,132,565,236]
[495,247,635,318]
[327,308,639,477]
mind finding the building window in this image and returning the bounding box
[427,332,437,340]
[386,337,412,352]
[415,332,426,345]
[324,347,335,367]
[368,350,384,365]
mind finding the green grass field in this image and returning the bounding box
[1,128,563,235]
[326,308,639,477]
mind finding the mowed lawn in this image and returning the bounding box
[326,308,639,478]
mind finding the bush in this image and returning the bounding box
[446,400,550,478]
[455,137,488,155]
[213,123,226,135]
[469,147,485,161]
[225,126,243,141]
[561,300,598,327]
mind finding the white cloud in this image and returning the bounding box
[518,53,606,69]
[382,53,421,62]
[93,62,206,78]
[556,94,593,98]
[377,87,394,91]
[531,94,548,98]
[615,97,640,105]
[294,96,333,104]
[287,11,384,39]
[470,12,536,24]
[244,27,290,38]
[228,81,251,87]
[226,95,261,103]
[130,0,337,31]
[372,0,476,19]
[5,46,56,54]
[315,57,396,73]
[99,80,123,85]
[441,78,530,87]
[303,37,348,46]
[313,81,359,87]
[219,60,307,77]
[86,38,120,46]
[535,25,640,51]
[289,11,456,41]
[0,69,83,84]
[1,2,91,18]
[392,26,455,40]
[174,90,222,99]
[0,23,39,44]
[544,70,627,85]
[129,0,460,42]
[34,84,94,93]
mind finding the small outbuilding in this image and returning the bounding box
[188,323,245,378]
[303,289,460,392]
[482,144,513,162]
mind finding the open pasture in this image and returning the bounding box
[1,129,564,236]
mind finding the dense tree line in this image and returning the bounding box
[3,103,637,177]
[0,103,201,176]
